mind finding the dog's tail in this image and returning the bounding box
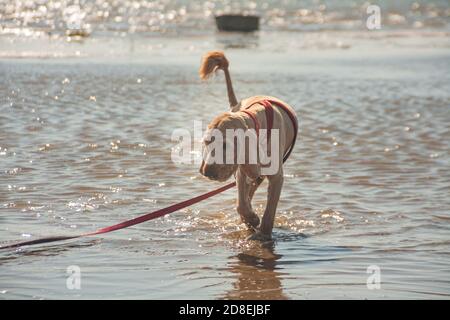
[199,51,238,108]
[199,51,229,80]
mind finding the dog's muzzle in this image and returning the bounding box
[200,161,217,180]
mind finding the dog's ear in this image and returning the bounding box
[208,112,231,130]
[208,112,246,130]
[224,113,247,130]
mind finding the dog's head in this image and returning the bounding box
[199,112,246,182]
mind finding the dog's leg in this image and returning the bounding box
[248,171,283,241]
[248,177,264,202]
[261,172,283,235]
[248,121,286,241]
[236,168,260,229]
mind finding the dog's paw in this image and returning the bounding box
[246,231,272,242]
[241,214,260,231]
[238,208,260,229]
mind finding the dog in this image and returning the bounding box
[198,51,298,241]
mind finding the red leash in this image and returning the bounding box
[0,182,236,250]
[1,99,298,250]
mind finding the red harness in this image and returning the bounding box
[241,99,298,162]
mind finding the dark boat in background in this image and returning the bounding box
[215,14,260,32]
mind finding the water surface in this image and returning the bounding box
[1,0,450,300]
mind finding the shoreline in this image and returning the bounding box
[0,29,449,63]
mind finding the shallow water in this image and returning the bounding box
[1,0,450,37]
[1,1,450,300]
